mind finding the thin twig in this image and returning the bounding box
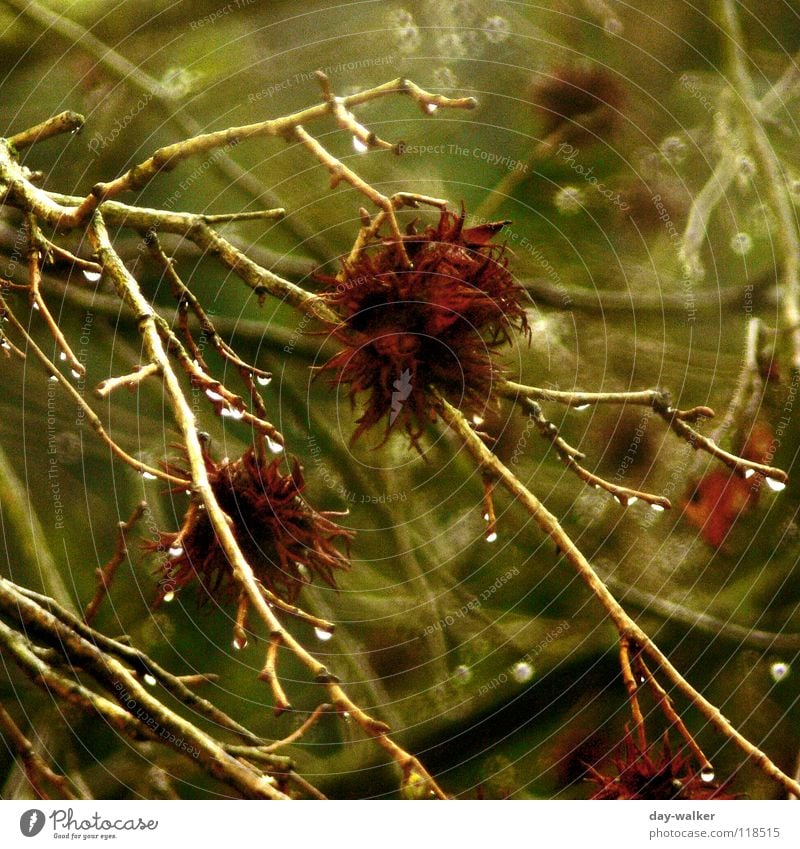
[501,380,788,484]
[12,583,265,747]
[83,501,147,625]
[601,571,800,651]
[8,111,84,150]
[0,704,78,799]
[635,652,713,777]
[20,76,473,230]
[436,393,800,797]
[0,294,189,486]
[96,363,160,398]
[88,213,449,799]
[262,703,333,753]
[26,215,85,377]
[619,637,646,751]
[259,634,292,716]
[521,397,671,509]
[0,607,288,799]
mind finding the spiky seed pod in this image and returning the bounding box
[149,444,352,605]
[587,732,735,800]
[318,207,529,448]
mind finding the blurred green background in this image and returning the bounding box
[1,0,800,799]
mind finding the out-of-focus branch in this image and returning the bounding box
[718,0,800,371]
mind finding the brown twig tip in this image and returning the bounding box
[8,111,85,150]
[261,635,292,716]
[521,398,672,510]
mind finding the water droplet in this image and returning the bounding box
[744,468,756,479]
[256,375,272,386]
[482,512,490,521]
[659,135,687,166]
[232,635,248,650]
[613,494,627,506]
[161,66,197,99]
[205,388,224,402]
[32,301,40,311]
[266,436,284,454]
[436,33,466,57]
[163,591,175,603]
[59,351,67,361]
[770,661,790,682]
[554,185,585,215]
[511,661,534,683]
[143,674,157,686]
[314,627,334,642]
[574,403,590,411]
[453,664,472,684]
[766,477,786,492]
[433,66,459,90]
[352,136,369,154]
[395,22,421,54]
[387,8,414,27]
[627,496,638,506]
[168,545,183,558]
[220,406,245,420]
[737,155,756,179]
[424,103,438,115]
[650,503,666,512]
[48,374,58,382]
[70,369,81,379]
[0,340,9,350]
[141,471,157,481]
[83,270,101,282]
[700,767,715,783]
[483,15,511,43]
[730,231,753,255]
[485,531,498,543]
[472,414,484,425]
[184,489,192,496]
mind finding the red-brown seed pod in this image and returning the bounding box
[587,731,736,800]
[148,444,352,605]
[318,207,530,448]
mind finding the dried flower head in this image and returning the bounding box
[531,64,625,141]
[149,443,352,605]
[587,732,735,800]
[318,208,529,447]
